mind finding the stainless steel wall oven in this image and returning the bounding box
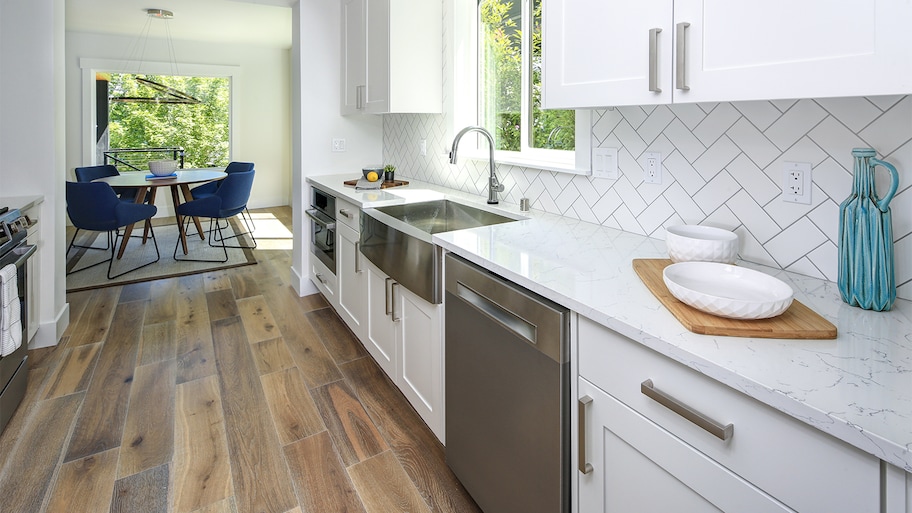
[306,187,336,274]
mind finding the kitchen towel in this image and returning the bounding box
[354,178,382,190]
[0,263,22,357]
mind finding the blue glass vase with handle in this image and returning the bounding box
[837,148,900,311]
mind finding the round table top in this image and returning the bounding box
[93,168,228,187]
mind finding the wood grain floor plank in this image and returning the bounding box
[110,464,170,513]
[305,308,367,364]
[42,342,101,399]
[67,286,121,346]
[118,359,176,478]
[206,289,239,322]
[0,393,83,513]
[65,301,145,462]
[262,287,343,389]
[211,316,297,513]
[0,365,49,465]
[294,292,328,313]
[260,367,325,445]
[174,375,234,513]
[119,281,152,304]
[340,357,482,513]
[236,295,279,343]
[175,275,216,384]
[348,451,432,513]
[188,497,239,513]
[146,278,178,326]
[45,447,120,513]
[250,338,295,376]
[203,270,232,293]
[140,320,178,366]
[283,432,366,513]
[229,271,261,299]
[311,380,388,467]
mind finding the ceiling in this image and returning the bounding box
[65,0,294,48]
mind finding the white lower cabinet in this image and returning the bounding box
[363,258,444,442]
[578,377,789,513]
[576,316,881,513]
[335,221,366,340]
[884,464,912,513]
[310,257,336,306]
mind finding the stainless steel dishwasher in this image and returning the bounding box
[445,254,570,513]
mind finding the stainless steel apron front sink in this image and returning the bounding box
[360,199,520,303]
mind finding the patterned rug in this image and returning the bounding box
[65,218,256,292]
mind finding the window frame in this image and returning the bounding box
[449,0,590,175]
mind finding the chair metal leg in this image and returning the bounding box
[67,227,111,251]
[66,230,115,275]
[106,219,161,279]
[173,216,229,263]
[209,212,257,250]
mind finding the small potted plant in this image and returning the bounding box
[383,164,396,183]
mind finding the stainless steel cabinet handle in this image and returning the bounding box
[391,282,401,322]
[339,208,354,219]
[648,28,662,93]
[675,22,690,91]
[385,277,392,315]
[356,85,365,109]
[315,273,327,285]
[578,395,594,474]
[354,242,362,273]
[641,379,732,441]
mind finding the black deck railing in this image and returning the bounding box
[103,147,185,173]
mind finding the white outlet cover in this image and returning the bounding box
[643,151,662,184]
[782,161,812,204]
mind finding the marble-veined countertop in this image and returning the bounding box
[308,174,912,471]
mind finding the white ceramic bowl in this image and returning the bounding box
[663,262,794,320]
[666,225,738,264]
[148,159,178,176]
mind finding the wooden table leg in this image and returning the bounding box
[179,184,206,240]
[171,185,190,255]
[142,187,156,243]
[116,186,149,259]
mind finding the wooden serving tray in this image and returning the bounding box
[633,259,836,339]
[343,179,410,189]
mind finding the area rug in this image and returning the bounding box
[66,218,257,292]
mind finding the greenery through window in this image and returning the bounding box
[479,0,574,152]
[107,74,230,168]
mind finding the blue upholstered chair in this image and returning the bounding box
[190,161,256,234]
[66,181,160,279]
[173,168,256,262]
[74,164,144,203]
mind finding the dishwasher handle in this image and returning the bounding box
[454,281,536,346]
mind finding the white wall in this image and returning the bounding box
[65,31,293,215]
[0,0,69,348]
[290,0,383,296]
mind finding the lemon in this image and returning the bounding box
[366,171,380,182]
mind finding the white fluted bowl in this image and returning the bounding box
[148,159,179,176]
[663,262,793,320]
[666,225,738,264]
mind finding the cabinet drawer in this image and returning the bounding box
[335,198,359,231]
[578,316,879,513]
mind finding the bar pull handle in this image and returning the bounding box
[641,379,732,441]
[675,22,690,91]
[339,208,354,219]
[648,28,662,93]
[391,282,401,322]
[354,242,362,273]
[315,273,327,285]
[385,277,393,315]
[578,395,594,474]
[356,85,365,110]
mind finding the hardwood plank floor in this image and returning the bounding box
[0,207,482,513]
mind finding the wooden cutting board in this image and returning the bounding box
[343,179,410,189]
[633,259,836,339]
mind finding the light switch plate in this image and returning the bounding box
[332,138,346,152]
[592,148,618,179]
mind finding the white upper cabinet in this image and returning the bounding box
[341,0,442,115]
[544,0,912,108]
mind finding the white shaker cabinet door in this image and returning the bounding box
[396,283,444,442]
[364,259,397,380]
[336,222,366,340]
[673,0,912,103]
[543,0,673,108]
[341,0,366,115]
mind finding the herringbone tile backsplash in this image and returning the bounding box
[383,96,911,300]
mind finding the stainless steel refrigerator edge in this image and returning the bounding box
[444,254,570,513]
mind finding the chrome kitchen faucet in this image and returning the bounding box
[449,126,504,204]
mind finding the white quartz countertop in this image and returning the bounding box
[307,174,912,471]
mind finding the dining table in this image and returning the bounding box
[94,168,227,258]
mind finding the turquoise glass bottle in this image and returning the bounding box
[837,148,900,311]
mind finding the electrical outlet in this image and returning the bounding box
[782,162,812,204]
[592,148,619,179]
[643,151,662,184]
[419,139,427,156]
[332,138,346,152]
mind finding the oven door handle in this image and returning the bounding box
[305,209,336,231]
[7,244,37,268]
